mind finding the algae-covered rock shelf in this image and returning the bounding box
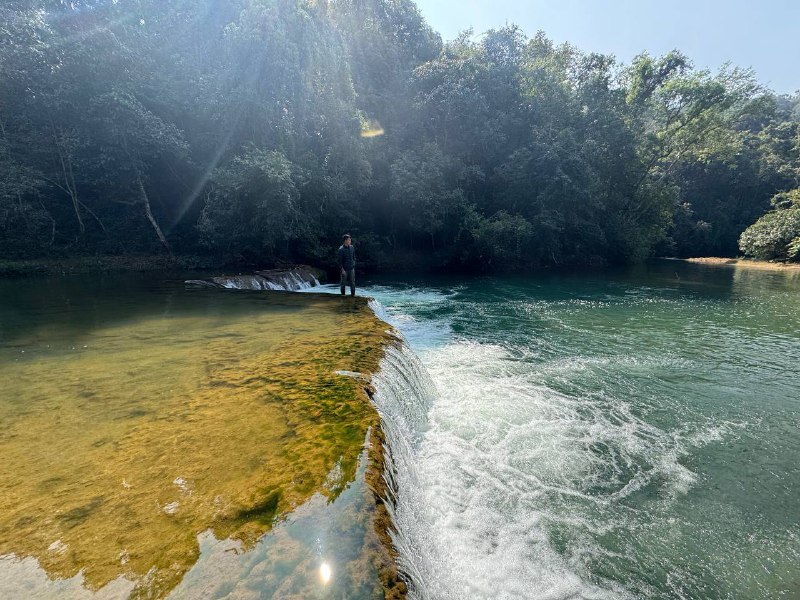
[0,274,400,599]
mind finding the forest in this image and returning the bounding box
[1,0,799,272]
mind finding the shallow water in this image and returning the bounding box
[319,262,800,599]
[0,274,389,599]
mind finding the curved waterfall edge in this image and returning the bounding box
[366,300,439,600]
[185,266,323,292]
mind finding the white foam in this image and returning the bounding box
[370,331,739,599]
[336,283,749,598]
[376,342,630,598]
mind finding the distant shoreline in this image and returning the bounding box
[0,255,221,277]
[670,257,800,272]
[5,254,800,279]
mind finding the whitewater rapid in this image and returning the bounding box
[366,289,637,599]
[310,276,799,600]
[370,327,633,598]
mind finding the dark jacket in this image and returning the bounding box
[337,244,356,270]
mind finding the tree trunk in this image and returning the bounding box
[138,176,172,254]
[53,128,85,235]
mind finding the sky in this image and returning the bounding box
[413,0,800,95]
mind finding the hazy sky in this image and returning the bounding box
[413,0,799,95]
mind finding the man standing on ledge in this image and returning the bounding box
[337,234,356,296]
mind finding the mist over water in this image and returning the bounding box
[349,263,800,599]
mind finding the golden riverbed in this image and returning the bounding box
[0,285,392,599]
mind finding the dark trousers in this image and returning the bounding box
[340,268,355,295]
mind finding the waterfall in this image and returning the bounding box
[185,268,321,292]
[211,275,285,290]
[370,337,447,600]
[367,296,618,600]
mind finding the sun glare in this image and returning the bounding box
[320,562,332,584]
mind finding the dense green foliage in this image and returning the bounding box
[1,0,798,271]
[739,189,800,261]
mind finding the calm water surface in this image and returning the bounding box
[0,273,386,599]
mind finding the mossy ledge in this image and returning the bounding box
[365,398,409,600]
[0,288,406,598]
[338,309,410,599]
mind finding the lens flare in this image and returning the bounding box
[360,118,385,138]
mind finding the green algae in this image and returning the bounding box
[0,286,392,598]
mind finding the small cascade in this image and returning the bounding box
[210,274,283,290]
[370,340,443,600]
[185,267,321,292]
[257,268,321,291]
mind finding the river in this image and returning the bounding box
[1,261,798,599]
[331,260,800,600]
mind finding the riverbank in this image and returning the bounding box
[0,255,223,277]
[674,257,800,271]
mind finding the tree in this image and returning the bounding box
[739,189,800,261]
[1,3,797,272]
[389,143,468,251]
[199,147,302,260]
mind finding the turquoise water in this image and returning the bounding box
[2,262,798,599]
[348,262,800,599]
